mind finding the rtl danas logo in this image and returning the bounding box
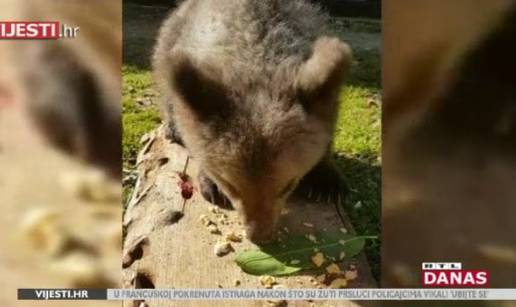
[422,262,489,287]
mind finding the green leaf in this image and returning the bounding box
[234,233,377,276]
[234,250,302,276]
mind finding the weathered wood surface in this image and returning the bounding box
[123,126,377,307]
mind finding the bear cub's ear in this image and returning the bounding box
[296,37,352,107]
[168,53,231,120]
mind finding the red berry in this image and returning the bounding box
[179,180,193,200]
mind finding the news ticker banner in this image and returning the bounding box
[17,289,516,301]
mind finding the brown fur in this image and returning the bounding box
[0,0,122,178]
[154,0,351,241]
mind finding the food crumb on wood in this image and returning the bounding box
[207,224,220,234]
[339,227,348,234]
[225,231,242,242]
[259,275,276,288]
[329,278,348,289]
[316,274,326,283]
[214,241,233,256]
[345,269,358,281]
[302,222,314,228]
[50,252,109,288]
[59,170,119,203]
[216,213,228,224]
[209,205,221,214]
[199,214,213,226]
[325,263,341,274]
[20,208,68,257]
[311,252,325,267]
[267,299,287,307]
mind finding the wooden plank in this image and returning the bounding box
[123,126,377,307]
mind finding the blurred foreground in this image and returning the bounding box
[383,0,516,294]
[0,1,121,306]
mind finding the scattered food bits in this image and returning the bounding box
[311,252,325,267]
[50,252,107,288]
[217,215,228,223]
[330,278,348,289]
[267,299,287,307]
[283,227,289,233]
[209,205,221,214]
[302,222,314,228]
[349,264,357,270]
[345,269,358,281]
[339,228,348,234]
[339,251,346,260]
[338,240,347,246]
[325,263,341,274]
[316,274,326,283]
[225,232,242,242]
[199,215,214,226]
[214,241,233,256]
[20,208,67,256]
[290,259,301,265]
[59,170,119,203]
[305,234,318,243]
[259,275,276,288]
[207,224,220,234]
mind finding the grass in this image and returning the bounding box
[332,46,381,280]
[122,66,161,201]
[122,9,381,281]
